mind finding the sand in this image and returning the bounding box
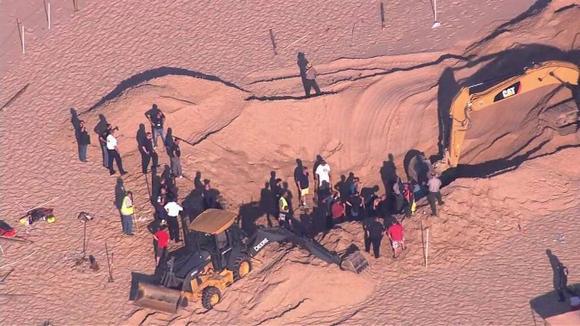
[0,0,579,325]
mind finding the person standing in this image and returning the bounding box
[293,159,304,205]
[106,128,127,175]
[154,222,169,265]
[97,125,110,168]
[555,262,570,302]
[164,196,183,242]
[402,181,415,217]
[315,159,331,191]
[145,104,166,148]
[304,63,322,97]
[346,190,365,221]
[364,215,384,259]
[169,137,182,178]
[296,166,310,207]
[427,173,444,216]
[77,120,91,162]
[120,191,135,235]
[140,132,158,174]
[387,220,406,259]
[278,190,291,228]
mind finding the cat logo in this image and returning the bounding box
[494,81,521,102]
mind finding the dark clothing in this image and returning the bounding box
[365,236,382,258]
[166,216,180,241]
[348,195,363,220]
[169,143,181,158]
[367,219,385,239]
[364,219,384,258]
[141,138,158,174]
[78,128,90,145]
[427,191,444,216]
[141,152,159,174]
[99,136,109,168]
[146,108,164,128]
[108,149,125,174]
[203,189,219,210]
[555,263,570,301]
[79,144,88,162]
[77,128,91,162]
[150,114,164,129]
[295,168,309,189]
[304,79,321,97]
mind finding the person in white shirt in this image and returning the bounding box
[315,159,331,190]
[427,173,444,216]
[164,197,183,242]
[106,128,127,176]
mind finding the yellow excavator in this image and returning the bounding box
[434,60,579,173]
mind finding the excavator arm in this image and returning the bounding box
[248,227,368,273]
[438,61,579,172]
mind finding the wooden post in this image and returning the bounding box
[105,242,114,282]
[432,0,441,28]
[380,2,386,30]
[72,0,79,12]
[44,0,51,30]
[82,220,87,258]
[47,2,51,30]
[269,29,277,55]
[16,19,25,55]
[425,228,430,268]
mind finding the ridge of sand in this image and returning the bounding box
[0,0,579,325]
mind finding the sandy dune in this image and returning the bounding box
[0,0,579,325]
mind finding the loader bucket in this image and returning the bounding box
[134,282,182,313]
[340,245,369,274]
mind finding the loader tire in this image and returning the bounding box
[201,286,222,310]
[233,254,252,281]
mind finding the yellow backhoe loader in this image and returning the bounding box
[132,209,368,313]
[434,60,579,173]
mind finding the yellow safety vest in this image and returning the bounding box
[279,197,289,213]
[121,196,134,216]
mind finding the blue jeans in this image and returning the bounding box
[79,144,88,162]
[153,127,165,148]
[121,215,133,234]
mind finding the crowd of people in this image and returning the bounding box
[259,154,445,259]
[72,101,446,264]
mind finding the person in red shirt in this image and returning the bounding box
[331,193,346,226]
[154,223,170,265]
[387,220,406,258]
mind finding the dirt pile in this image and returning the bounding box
[0,0,579,325]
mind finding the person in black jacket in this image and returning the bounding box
[364,215,385,258]
[144,104,166,148]
[169,137,182,178]
[140,132,158,174]
[76,120,91,162]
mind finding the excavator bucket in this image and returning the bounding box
[134,282,182,314]
[339,245,369,274]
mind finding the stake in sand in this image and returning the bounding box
[269,29,277,55]
[16,19,25,54]
[44,0,51,30]
[380,2,386,30]
[432,0,441,28]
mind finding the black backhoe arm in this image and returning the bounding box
[247,227,341,266]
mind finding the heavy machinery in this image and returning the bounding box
[133,209,368,312]
[434,61,579,173]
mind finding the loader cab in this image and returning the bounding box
[187,209,245,272]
